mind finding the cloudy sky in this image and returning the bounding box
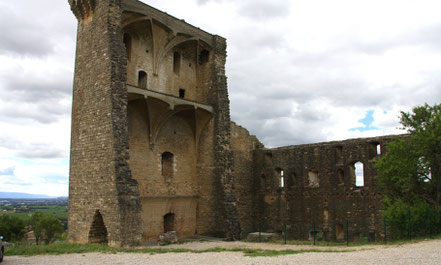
[1,0,440,197]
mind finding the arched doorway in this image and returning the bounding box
[164,213,175,233]
[88,210,108,244]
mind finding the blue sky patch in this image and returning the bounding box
[0,167,14,176]
[350,110,380,132]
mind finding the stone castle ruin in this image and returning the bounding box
[68,0,398,246]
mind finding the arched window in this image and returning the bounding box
[164,213,175,232]
[88,210,108,244]
[138,71,147,89]
[173,52,181,74]
[350,161,364,187]
[123,33,132,61]
[275,168,284,188]
[161,152,174,180]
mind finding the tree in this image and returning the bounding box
[29,212,44,244]
[0,214,25,242]
[33,214,64,245]
[375,103,441,237]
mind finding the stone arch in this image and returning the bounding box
[88,210,108,244]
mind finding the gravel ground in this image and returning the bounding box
[4,239,441,265]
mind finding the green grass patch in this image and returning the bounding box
[6,242,114,256]
[6,242,352,258]
[6,235,441,258]
[236,248,351,257]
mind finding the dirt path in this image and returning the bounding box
[5,239,441,265]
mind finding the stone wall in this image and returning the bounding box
[230,122,263,239]
[68,0,239,244]
[249,135,403,241]
[68,0,407,245]
[68,0,142,246]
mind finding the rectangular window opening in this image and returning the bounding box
[179,88,185,98]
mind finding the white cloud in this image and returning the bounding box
[1,0,441,195]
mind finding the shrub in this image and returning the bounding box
[0,214,26,242]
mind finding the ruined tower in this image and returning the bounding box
[68,0,239,245]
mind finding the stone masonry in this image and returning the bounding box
[68,0,405,245]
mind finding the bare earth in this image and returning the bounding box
[5,239,441,265]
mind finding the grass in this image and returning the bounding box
[5,242,352,258]
[6,233,441,258]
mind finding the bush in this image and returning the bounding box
[0,214,26,242]
[383,199,441,239]
[34,215,64,245]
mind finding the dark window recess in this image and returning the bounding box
[88,210,108,244]
[336,146,343,164]
[164,213,175,232]
[123,33,132,61]
[138,71,147,89]
[161,152,174,179]
[199,49,209,65]
[173,52,181,74]
[179,88,185,98]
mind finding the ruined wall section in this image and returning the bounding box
[68,0,141,246]
[207,36,240,240]
[230,122,263,239]
[253,135,401,241]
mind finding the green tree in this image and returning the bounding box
[33,215,64,245]
[29,212,44,244]
[375,103,441,237]
[0,214,25,242]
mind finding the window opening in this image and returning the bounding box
[350,161,364,187]
[179,88,185,98]
[199,49,209,65]
[138,71,147,89]
[173,52,181,74]
[281,170,284,188]
[161,152,174,181]
[123,33,132,61]
[336,146,343,164]
[164,213,175,233]
[88,210,108,244]
[275,168,284,188]
[308,170,319,188]
[369,142,381,158]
